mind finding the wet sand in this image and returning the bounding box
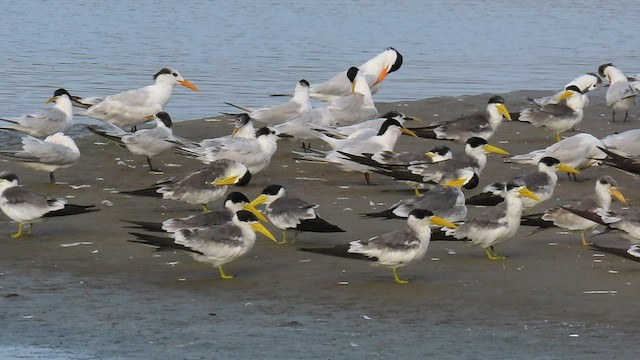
[1,89,639,359]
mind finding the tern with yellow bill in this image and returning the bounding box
[0,88,73,137]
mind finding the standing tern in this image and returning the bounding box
[410,95,512,142]
[507,133,606,179]
[517,85,585,141]
[528,73,602,108]
[446,183,539,260]
[0,172,98,238]
[250,184,345,243]
[297,47,402,102]
[0,132,80,184]
[76,68,199,129]
[361,168,476,223]
[466,157,580,209]
[119,159,251,212]
[87,111,175,173]
[293,117,417,184]
[225,79,311,125]
[123,191,266,233]
[0,89,73,137]
[598,63,637,122]
[521,175,627,246]
[128,211,277,280]
[301,209,457,284]
[176,127,281,175]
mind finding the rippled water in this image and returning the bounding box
[0,0,638,123]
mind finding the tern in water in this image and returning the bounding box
[128,211,276,280]
[74,68,199,129]
[250,184,345,244]
[0,89,73,137]
[0,172,98,238]
[0,132,80,184]
[598,63,637,122]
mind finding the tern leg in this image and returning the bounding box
[580,231,591,246]
[612,110,616,123]
[218,265,234,279]
[49,172,56,184]
[364,173,373,185]
[392,268,409,284]
[202,204,210,213]
[413,185,421,196]
[10,223,25,238]
[555,133,561,142]
[624,111,629,122]
[276,231,287,245]
[147,157,163,173]
[484,247,504,260]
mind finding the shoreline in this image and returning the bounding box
[1,89,639,359]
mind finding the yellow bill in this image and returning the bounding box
[252,223,277,242]
[243,203,268,223]
[557,163,580,174]
[483,144,510,155]
[497,104,512,121]
[610,187,627,205]
[558,90,574,101]
[401,127,418,137]
[249,194,268,207]
[441,177,467,188]
[431,215,458,229]
[518,187,540,201]
[213,175,238,186]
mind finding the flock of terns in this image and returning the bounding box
[1,47,640,284]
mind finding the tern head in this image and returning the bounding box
[231,113,252,137]
[0,172,19,184]
[378,118,417,137]
[466,137,509,155]
[346,66,359,93]
[250,184,286,207]
[154,111,173,128]
[298,79,310,87]
[407,209,458,229]
[597,175,627,205]
[487,95,511,121]
[153,67,199,91]
[46,88,72,103]
[598,63,614,78]
[224,192,268,223]
[539,157,579,174]
[425,146,453,162]
[234,210,277,242]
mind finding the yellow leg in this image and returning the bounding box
[202,204,210,213]
[555,133,561,142]
[484,247,505,260]
[580,231,591,246]
[413,185,421,196]
[276,231,287,245]
[10,223,24,238]
[392,268,409,284]
[218,265,234,280]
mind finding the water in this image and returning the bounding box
[0,0,638,123]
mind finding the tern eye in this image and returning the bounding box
[172,72,178,77]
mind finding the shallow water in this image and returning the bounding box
[0,0,638,123]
